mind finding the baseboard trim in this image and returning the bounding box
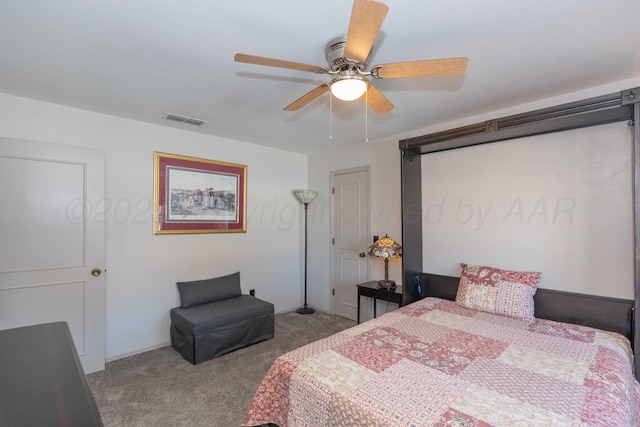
[106,341,171,363]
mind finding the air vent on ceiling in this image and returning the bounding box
[165,113,208,126]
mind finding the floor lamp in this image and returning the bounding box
[294,189,317,314]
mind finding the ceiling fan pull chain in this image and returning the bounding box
[365,90,369,143]
[329,92,333,142]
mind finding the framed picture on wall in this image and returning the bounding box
[153,151,247,234]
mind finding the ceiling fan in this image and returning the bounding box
[234,0,468,114]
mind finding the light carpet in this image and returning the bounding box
[87,311,356,427]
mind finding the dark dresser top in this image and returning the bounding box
[0,322,103,426]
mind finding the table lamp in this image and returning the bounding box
[368,234,402,289]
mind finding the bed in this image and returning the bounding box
[242,271,639,426]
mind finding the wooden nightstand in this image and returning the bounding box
[356,281,403,324]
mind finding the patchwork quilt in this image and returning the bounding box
[242,298,640,426]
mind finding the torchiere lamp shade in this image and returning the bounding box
[294,190,318,204]
[368,234,402,289]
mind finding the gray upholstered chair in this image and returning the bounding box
[170,272,274,364]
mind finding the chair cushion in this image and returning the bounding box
[177,272,241,308]
[170,295,274,335]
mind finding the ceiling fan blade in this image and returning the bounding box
[284,84,330,111]
[234,53,328,74]
[362,84,394,114]
[344,0,389,62]
[374,57,468,79]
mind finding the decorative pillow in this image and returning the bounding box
[455,263,541,321]
[177,272,242,308]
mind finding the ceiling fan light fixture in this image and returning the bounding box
[330,75,369,101]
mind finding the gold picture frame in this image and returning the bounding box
[153,152,247,234]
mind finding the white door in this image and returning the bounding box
[0,137,105,374]
[331,168,369,320]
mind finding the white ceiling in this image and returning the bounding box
[1,0,638,155]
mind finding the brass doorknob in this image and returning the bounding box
[359,252,366,257]
[91,268,102,277]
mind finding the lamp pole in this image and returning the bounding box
[384,257,389,282]
[294,190,317,314]
[297,201,314,314]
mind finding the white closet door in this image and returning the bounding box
[0,137,106,373]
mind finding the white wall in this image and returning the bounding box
[0,92,308,361]
[307,76,640,310]
[421,122,633,298]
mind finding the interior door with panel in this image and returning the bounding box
[331,168,369,321]
[0,137,105,373]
